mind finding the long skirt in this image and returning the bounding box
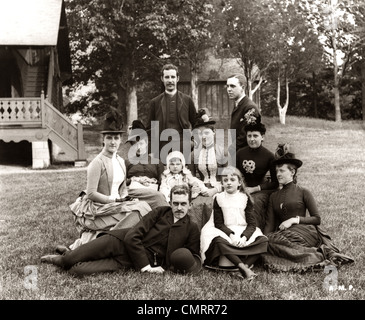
[68,195,151,250]
[261,224,354,272]
[200,213,268,266]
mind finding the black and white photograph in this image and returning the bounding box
[0,0,364,308]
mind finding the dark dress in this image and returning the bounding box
[262,182,354,272]
[236,145,279,230]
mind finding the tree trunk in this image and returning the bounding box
[190,69,199,111]
[332,34,342,122]
[312,71,318,118]
[117,85,127,126]
[361,58,365,124]
[277,73,289,125]
[127,85,138,127]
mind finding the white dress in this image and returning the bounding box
[200,191,264,263]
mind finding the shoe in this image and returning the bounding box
[55,245,70,255]
[40,254,63,267]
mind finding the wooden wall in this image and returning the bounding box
[178,81,235,119]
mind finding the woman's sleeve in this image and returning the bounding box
[241,197,257,239]
[86,159,112,203]
[300,188,321,225]
[213,197,234,236]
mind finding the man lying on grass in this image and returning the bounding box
[41,184,202,276]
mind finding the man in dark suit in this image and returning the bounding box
[226,74,261,164]
[147,63,196,165]
[41,185,201,276]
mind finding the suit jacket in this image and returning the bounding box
[107,206,200,270]
[147,91,196,137]
[230,96,260,151]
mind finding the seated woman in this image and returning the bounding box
[236,120,279,230]
[200,166,268,281]
[159,150,208,202]
[188,109,228,230]
[262,151,354,272]
[64,110,151,252]
[125,120,169,209]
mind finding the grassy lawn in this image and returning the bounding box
[0,116,364,301]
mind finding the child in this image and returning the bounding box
[159,151,208,202]
[200,166,268,281]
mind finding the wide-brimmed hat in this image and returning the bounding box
[273,152,302,168]
[193,108,216,129]
[126,120,149,143]
[101,107,126,134]
[170,248,202,274]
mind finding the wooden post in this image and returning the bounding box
[41,91,46,128]
[47,47,54,104]
[77,122,87,161]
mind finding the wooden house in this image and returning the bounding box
[178,54,260,120]
[0,0,86,168]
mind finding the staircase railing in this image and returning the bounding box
[0,93,86,161]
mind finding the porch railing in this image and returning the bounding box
[0,97,42,126]
[0,93,86,160]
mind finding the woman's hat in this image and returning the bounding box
[170,248,202,274]
[101,107,126,134]
[244,121,266,135]
[126,120,149,143]
[193,108,216,129]
[273,151,303,168]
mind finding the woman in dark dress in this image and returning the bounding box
[262,152,354,272]
[236,121,279,230]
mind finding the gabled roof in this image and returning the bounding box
[0,0,64,46]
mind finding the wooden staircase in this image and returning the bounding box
[0,93,86,168]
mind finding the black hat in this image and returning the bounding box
[170,248,202,274]
[244,121,266,134]
[273,152,303,168]
[126,120,149,143]
[193,108,216,129]
[101,107,125,134]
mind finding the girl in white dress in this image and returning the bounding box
[200,166,268,280]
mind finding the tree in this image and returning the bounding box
[163,1,215,108]
[268,0,323,124]
[66,0,173,126]
[302,0,365,122]
[221,0,275,101]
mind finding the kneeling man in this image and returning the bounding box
[41,184,201,276]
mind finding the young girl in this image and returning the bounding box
[159,151,208,202]
[200,166,268,281]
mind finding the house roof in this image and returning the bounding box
[0,0,64,46]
